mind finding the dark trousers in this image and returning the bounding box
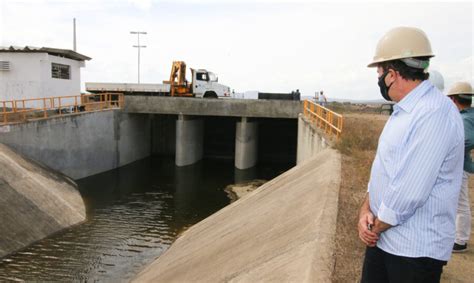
[361,246,447,283]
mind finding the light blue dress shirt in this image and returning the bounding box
[368,80,464,261]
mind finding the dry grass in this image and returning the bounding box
[331,113,388,282]
[327,101,385,115]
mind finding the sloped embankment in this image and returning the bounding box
[135,148,341,282]
[0,143,86,258]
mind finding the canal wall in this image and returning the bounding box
[134,148,341,282]
[0,110,151,179]
[0,143,86,258]
[297,113,329,165]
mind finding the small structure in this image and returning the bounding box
[0,46,91,103]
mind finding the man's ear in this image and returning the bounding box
[387,69,398,84]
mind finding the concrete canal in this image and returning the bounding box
[0,156,292,281]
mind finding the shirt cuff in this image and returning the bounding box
[377,202,400,226]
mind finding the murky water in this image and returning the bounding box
[0,156,292,281]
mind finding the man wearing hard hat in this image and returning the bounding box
[447,82,474,253]
[358,27,464,282]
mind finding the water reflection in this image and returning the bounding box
[234,166,258,184]
[0,156,292,281]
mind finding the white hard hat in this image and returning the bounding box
[428,70,445,92]
[447,82,474,99]
[368,26,434,68]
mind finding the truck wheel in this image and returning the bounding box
[203,91,218,99]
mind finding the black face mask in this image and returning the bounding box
[378,71,394,101]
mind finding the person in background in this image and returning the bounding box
[446,81,474,253]
[294,89,301,100]
[319,90,327,107]
[359,26,464,283]
[429,70,445,92]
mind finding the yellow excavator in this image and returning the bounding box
[163,61,193,97]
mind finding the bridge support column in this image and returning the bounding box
[175,114,204,167]
[235,117,258,170]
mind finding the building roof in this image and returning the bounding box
[0,46,91,61]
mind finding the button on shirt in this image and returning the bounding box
[368,80,464,261]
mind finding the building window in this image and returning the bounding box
[51,63,70,79]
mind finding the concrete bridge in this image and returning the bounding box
[124,96,302,118]
[125,96,303,170]
[0,95,327,179]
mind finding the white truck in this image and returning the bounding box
[86,61,232,99]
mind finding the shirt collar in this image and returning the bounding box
[393,80,432,114]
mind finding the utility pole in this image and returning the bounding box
[130,31,147,84]
[73,18,77,51]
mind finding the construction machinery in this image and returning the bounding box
[86,61,231,98]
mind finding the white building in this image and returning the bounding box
[0,46,91,107]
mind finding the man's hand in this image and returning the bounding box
[358,195,379,247]
[358,210,379,247]
[372,217,392,235]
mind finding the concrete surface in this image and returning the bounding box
[0,143,86,258]
[0,110,150,179]
[235,118,258,170]
[124,96,302,118]
[175,115,204,167]
[297,114,328,165]
[134,148,341,283]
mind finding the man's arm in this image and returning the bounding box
[372,218,391,235]
[358,194,379,246]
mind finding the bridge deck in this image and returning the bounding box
[124,96,302,118]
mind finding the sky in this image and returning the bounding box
[0,0,473,100]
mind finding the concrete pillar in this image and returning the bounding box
[175,114,204,167]
[235,117,258,170]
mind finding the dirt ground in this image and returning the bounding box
[331,113,474,282]
[224,180,267,202]
[332,114,387,282]
[442,175,474,282]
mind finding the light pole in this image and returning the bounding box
[130,31,147,84]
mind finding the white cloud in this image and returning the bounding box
[127,0,152,10]
[1,0,472,100]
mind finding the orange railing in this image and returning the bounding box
[1,93,124,124]
[303,100,343,139]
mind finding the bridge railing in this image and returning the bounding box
[303,100,343,139]
[1,93,124,125]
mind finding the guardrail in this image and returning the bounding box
[303,100,343,139]
[1,93,124,125]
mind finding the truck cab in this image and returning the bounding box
[192,69,231,98]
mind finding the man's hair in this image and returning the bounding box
[379,57,431,81]
[453,95,472,106]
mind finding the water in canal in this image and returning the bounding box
[0,156,292,281]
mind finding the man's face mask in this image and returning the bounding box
[378,70,394,101]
